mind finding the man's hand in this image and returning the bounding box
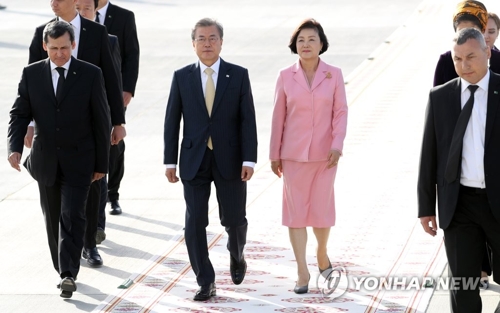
[420,216,438,236]
[327,150,341,169]
[92,172,106,182]
[111,125,126,145]
[165,168,179,183]
[271,160,282,178]
[123,92,133,107]
[241,166,254,181]
[24,126,34,148]
[8,152,22,172]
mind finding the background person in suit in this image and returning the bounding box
[26,0,126,267]
[269,19,348,294]
[97,0,140,215]
[76,0,122,246]
[433,1,500,87]
[418,27,500,312]
[163,18,258,301]
[432,0,495,289]
[7,21,110,298]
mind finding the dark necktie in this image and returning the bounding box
[444,84,479,183]
[95,11,100,23]
[55,67,65,102]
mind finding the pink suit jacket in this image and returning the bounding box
[269,59,348,162]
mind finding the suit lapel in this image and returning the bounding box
[188,63,207,114]
[310,60,329,91]
[57,57,81,105]
[42,59,57,107]
[212,59,230,115]
[77,16,88,59]
[104,3,115,29]
[485,71,500,148]
[449,79,462,126]
[292,60,310,92]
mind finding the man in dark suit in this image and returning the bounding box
[26,0,126,267]
[76,0,122,246]
[163,18,258,301]
[418,27,500,313]
[7,21,111,298]
[97,0,140,215]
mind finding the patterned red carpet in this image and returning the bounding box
[93,171,446,313]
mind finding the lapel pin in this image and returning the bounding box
[73,72,76,75]
[109,15,112,18]
[226,75,230,77]
[495,91,499,94]
[83,28,86,31]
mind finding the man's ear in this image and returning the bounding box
[486,46,492,59]
[43,41,48,52]
[71,40,76,50]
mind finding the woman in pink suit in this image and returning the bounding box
[270,18,348,294]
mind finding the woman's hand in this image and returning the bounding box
[326,150,341,169]
[271,160,283,178]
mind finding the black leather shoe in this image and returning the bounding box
[59,277,77,298]
[193,283,216,301]
[96,227,106,244]
[56,276,77,289]
[109,200,122,215]
[230,254,247,285]
[82,247,103,267]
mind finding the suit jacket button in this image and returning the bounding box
[56,109,60,112]
[57,147,60,150]
[56,128,60,131]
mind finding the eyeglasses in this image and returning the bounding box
[193,37,220,44]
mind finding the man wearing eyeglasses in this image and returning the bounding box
[163,18,258,301]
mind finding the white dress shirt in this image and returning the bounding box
[50,59,71,93]
[165,58,255,169]
[58,13,81,58]
[97,1,110,25]
[199,58,220,96]
[460,71,489,188]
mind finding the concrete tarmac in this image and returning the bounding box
[1,0,500,312]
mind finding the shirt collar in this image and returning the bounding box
[199,58,221,75]
[50,58,71,72]
[97,1,110,21]
[461,70,490,93]
[58,12,81,30]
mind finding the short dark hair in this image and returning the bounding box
[288,19,329,55]
[454,27,487,49]
[191,18,223,40]
[453,14,483,31]
[43,21,75,44]
[93,0,99,10]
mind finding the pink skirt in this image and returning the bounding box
[281,160,337,228]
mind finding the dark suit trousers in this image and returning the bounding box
[84,179,101,248]
[98,176,108,230]
[182,148,248,286]
[444,186,500,313]
[38,177,89,278]
[108,139,125,202]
